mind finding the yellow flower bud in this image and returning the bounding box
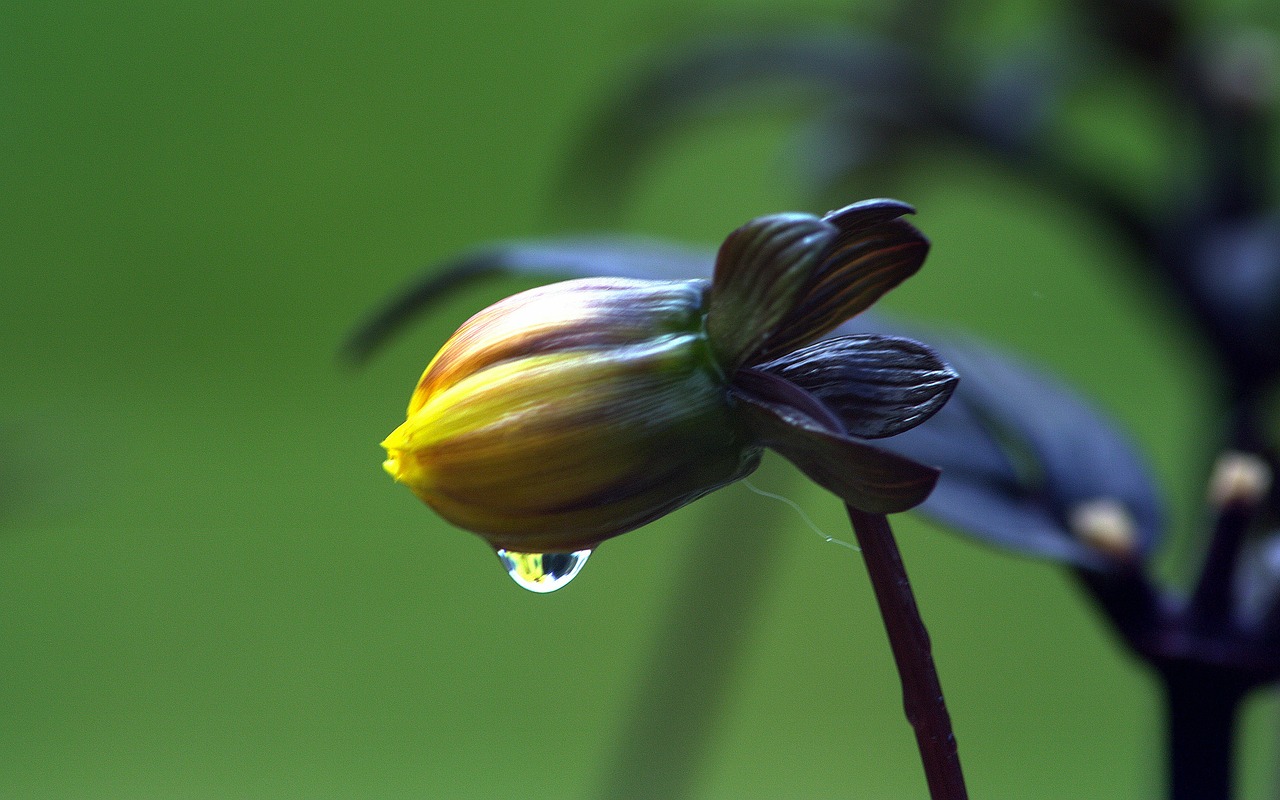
[381,277,761,552]
[371,204,953,591]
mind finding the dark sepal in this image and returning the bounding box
[343,238,715,365]
[707,213,838,370]
[732,368,940,514]
[756,200,928,361]
[755,333,958,439]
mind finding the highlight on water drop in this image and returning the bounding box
[497,548,593,593]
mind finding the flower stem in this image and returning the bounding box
[1187,492,1254,636]
[1162,665,1246,800]
[845,505,968,800]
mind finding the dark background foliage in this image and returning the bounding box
[3,0,1278,797]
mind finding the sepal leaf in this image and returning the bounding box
[706,213,838,370]
[755,333,958,439]
[758,200,929,360]
[733,368,940,514]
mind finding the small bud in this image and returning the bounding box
[381,277,760,553]
[1068,499,1139,562]
[1207,451,1272,509]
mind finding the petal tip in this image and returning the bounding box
[823,198,917,223]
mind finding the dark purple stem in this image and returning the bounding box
[735,366,967,796]
[1162,665,1246,800]
[1187,496,1254,637]
[845,505,968,800]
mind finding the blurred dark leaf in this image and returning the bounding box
[559,32,919,216]
[787,101,908,194]
[847,323,1166,570]
[343,239,715,364]
[1236,532,1280,630]
[1189,214,1280,382]
[558,18,1163,267]
[967,48,1071,154]
[1079,0,1184,68]
[756,334,957,439]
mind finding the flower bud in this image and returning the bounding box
[381,277,761,552]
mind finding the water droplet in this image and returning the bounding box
[496,548,592,593]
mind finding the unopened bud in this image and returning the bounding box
[381,277,760,553]
[1069,499,1139,562]
[1208,451,1272,509]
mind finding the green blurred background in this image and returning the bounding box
[3,1,1277,797]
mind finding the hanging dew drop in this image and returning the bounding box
[496,548,592,593]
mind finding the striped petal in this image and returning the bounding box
[407,278,707,415]
[706,213,838,370]
[754,334,958,438]
[753,199,928,362]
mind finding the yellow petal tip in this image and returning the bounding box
[382,442,411,483]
